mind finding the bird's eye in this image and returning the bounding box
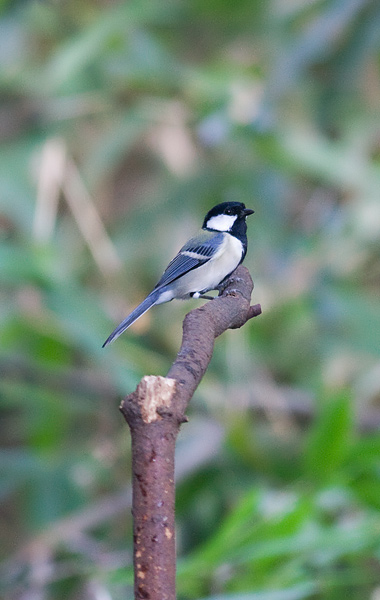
[225,208,233,215]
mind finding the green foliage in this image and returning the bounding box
[303,389,354,482]
[1,0,380,598]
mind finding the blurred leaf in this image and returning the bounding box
[348,434,380,469]
[303,389,354,482]
[37,1,183,94]
[83,108,148,186]
[0,449,44,500]
[322,285,380,356]
[197,581,318,600]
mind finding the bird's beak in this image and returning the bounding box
[243,208,254,217]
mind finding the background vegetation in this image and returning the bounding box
[1,0,380,598]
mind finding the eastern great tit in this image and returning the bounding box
[102,201,254,347]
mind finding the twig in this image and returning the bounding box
[120,265,261,600]
[33,138,66,243]
[62,156,122,276]
[33,137,122,276]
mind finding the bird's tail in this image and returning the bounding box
[102,290,159,347]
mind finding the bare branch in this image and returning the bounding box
[120,265,261,600]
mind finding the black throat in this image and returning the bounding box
[230,216,248,245]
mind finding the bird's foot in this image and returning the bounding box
[217,275,245,296]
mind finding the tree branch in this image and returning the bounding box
[119,265,261,600]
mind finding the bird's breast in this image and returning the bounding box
[170,233,244,298]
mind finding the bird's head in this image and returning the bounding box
[203,202,254,232]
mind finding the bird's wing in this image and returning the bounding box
[154,230,225,290]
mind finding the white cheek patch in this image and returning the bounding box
[206,213,237,232]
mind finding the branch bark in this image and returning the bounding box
[119,265,261,600]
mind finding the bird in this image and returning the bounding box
[102,201,254,347]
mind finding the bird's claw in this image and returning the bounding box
[217,275,244,296]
